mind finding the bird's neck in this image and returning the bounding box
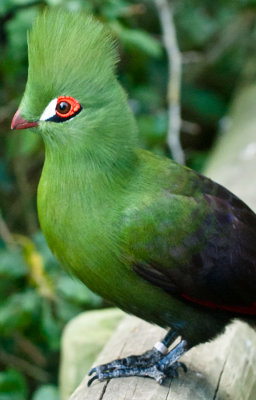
[40,136,138,208]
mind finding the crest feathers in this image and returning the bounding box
[27,9,118,100]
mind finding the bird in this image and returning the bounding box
[11,9,256,386]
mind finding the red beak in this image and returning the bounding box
[11,108,38,130]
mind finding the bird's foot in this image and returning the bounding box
[88,339,187,386]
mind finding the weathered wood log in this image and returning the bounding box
[205,84,256,211]
[70,316,256,400]
[60,308,125,399]
[66,84,256,399]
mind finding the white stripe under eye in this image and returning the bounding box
[40,98,57,121]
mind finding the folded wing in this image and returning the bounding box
[123,172,256,315]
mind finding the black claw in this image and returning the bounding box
[88,367,96,376]
[88,374,98,387]
[165,367,178,379]
[180,362,187,373]
[173,369,178,379]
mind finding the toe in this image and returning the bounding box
[88,367,97,376]
[88,374,99,387]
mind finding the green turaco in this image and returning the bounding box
[11,9,256,385]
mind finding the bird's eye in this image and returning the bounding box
[40,96,82,123]
[56,101,71,115]
[55,96,81,119]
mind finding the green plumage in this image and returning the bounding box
[13,8,256,382]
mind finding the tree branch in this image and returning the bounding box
[155,0,185,164]
[0,349,50,382]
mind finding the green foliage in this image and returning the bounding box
[0,369,28,400]
[0,290,40,335]
[32,385,59,400]
[56,276,101,307]
[0,234,102,397]
[1,0,256,398]
[110,20,162,57]
[0,247,27,277]
[182,85,227,122]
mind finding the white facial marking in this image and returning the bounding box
[40,98,57,121]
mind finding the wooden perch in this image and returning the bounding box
[69,316,256,400]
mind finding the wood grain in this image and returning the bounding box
[69,316,256,400]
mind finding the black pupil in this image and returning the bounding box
[57,101,71,114]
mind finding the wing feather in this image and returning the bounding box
[125,172,256,316]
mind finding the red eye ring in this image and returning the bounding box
[56,96,81,118]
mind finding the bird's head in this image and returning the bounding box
[11,9,137,162]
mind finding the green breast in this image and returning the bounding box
[37,159,122,296]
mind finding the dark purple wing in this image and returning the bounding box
[131,174,256,315]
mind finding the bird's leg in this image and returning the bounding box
[88,330,187,386]
[90,329,179,372]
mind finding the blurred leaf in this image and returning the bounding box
[121,29,162,58]
[6,7,38,61]
[137,113,167,150]
[56,276,101,307]
[132,85,161,112]
[32,385,59,400]
[101,0,131,19]
[0,1,10,16]
[0,290,39,335]
[6,132,42,159]
[110,21,162,58]
[56,297,82,323]
[0,369,27,400]
[0,160,13,193]
[0,247,27,278]
[177,3,219,48]
[0,0,35,16]
[186,150,208,172]
[41,300,60,351]
[182,85,227,122]
[18,132,42,156]
[46,0,63,7]
[14,234,55,299]
[46,0,93,12]
[33,232,60,273]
